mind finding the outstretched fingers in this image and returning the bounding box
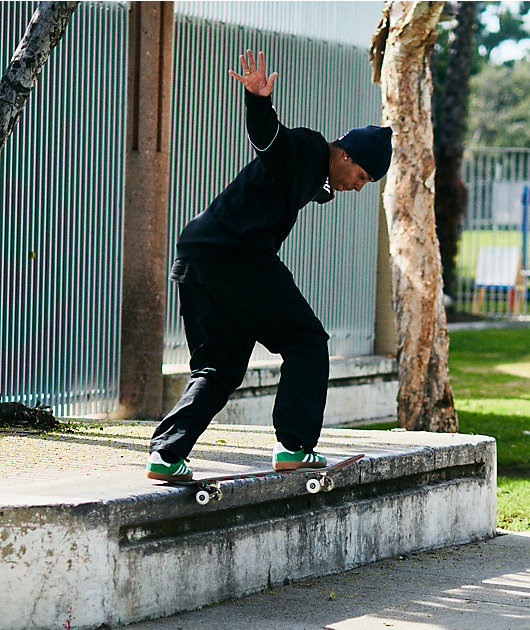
[246,49,258,73]
[257,51,265,74]
[239,52,252,76]
[232,50,257,79]
[266,71,279,92]
[228,50,279,97]
[228,69,246,84]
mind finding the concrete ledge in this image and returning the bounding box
[163,355,398,425]
[0,428,496,630]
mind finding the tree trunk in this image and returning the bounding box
[370,1,458,432]
[0,1,79,153]
[433,1,477,298]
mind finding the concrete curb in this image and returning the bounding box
[0,426,497,630]
[121,531,530,630]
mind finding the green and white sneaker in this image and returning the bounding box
[272,442,327,471]
[146,451,193,481]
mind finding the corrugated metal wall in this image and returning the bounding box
[0,1,127,415]
[2,1,383,415]
[164,13,383,365]
[172,1,385,50]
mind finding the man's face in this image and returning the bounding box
[329,152,373,192]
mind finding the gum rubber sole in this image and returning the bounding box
[273,460,327,471]
[146,470,193,482]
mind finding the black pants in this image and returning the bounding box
[150,256,329,461]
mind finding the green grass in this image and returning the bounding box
[449,328,530,475]
[497,476,530,531]
[355,328,530,531]
[450,328,530,531]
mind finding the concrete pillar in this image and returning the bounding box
[119,2,174,419]
[375,182,397,355]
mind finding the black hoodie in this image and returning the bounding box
[174,90,332,269]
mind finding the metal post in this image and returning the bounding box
[522,184,529,313]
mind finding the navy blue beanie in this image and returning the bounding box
[336,125,393,182]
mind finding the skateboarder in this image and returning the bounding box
[147,50,392,482]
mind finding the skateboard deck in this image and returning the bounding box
[168,454,364,505]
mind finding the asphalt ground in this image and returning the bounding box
[121,532,530,630]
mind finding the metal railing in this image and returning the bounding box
[0,1,128,415]
[164,13,383,365]
[457,147,530,316]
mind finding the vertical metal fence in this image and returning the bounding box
[164,14,382,365]
[2,2,383,415]
[0,1,128,415]
[457,148,530,316]
[172,1,385,50]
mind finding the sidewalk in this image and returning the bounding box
[122,531,530,630]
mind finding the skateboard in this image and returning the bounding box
[170,454,364,505]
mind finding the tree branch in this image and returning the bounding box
[0,1,79,153]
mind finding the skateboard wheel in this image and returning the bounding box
[306,478,321,494]
[195,489,211,505]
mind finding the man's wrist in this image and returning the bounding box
[244,89,272,104]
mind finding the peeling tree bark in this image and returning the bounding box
[0,1,79,153]
[370,1,458,432]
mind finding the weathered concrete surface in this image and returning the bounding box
[163,355,399,426]
[0,425,496,630]
[122,532,530,630]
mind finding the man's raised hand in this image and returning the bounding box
[229,50,278,97]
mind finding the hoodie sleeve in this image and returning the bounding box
[244,91,280,151]
[244,90,310,182]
